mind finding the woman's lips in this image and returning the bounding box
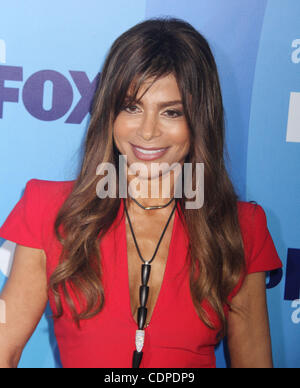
[130,143,169,161]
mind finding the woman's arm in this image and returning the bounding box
[227,272,273,368]
[0,244,48,368]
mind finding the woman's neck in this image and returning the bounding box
[125,168,180,211]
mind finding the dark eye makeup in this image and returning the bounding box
[121,104,183,118]
[163,109,183,118]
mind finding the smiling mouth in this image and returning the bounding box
[134,146,167,154]
[130,143,169,160]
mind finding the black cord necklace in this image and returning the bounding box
[123,197,177,368]
[128,194,175,210]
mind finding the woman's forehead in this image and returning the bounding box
[125,73,179,100]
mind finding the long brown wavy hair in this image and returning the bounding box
[49,17,246,339]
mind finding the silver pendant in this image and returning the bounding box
[135,330,145,353]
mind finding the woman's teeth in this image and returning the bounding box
[135,147,166,154]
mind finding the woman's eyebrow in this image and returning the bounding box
[125,98,183,108]
[156,100,183,108]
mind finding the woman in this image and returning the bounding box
[0,18,282,368]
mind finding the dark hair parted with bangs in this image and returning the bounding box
[50,18,246,339]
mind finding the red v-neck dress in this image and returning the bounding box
[0,179,283,368]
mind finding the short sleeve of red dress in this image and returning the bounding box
[0,179,44,250]
[229,202,283,300]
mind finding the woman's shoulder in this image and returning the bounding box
[237,200,266,226]
[0,179,76,250]
[228,200,282,300]
[26,178,75,206]
[25,178,76,247]
[236,200,269,243]
[236,200,282,272]
[24,178,76,225]
[28,178,75,194]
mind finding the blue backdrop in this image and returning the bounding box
[0,0,299,368]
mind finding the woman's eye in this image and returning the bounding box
[164,109,183,118]
[124,105,140,113]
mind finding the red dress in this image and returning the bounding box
[0,179,283,368]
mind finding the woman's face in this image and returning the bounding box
[113,73,190,180]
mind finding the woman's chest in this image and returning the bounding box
[125,215,175,327]
[48,209,220,367]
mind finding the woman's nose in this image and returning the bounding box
[137,113,161,141]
